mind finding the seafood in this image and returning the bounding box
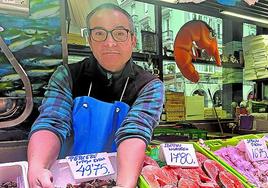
[141,152,244,187]
[20,57,62,67]
[66,179,116,188]
[8,38,36,52]
[173,20,221,82]
[29,5,59,19]
[0,181,17,188]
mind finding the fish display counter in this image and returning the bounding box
[139,143,247,188]
[198,134,268,188]
[0,153,117,188]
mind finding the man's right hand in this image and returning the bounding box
[27,131,61,188]
[28,167,54,188]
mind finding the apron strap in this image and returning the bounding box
[87,82,92,97]
[120,77,129,102]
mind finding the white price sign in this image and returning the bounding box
[244,139,268,161]
[159,143,199,167]
[66,152,115,181]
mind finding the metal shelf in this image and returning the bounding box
[222,63,244,69]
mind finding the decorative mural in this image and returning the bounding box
[0,0,63,126]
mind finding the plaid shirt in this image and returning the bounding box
[30,64,164,147]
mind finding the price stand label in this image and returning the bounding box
[66,152,115,181]
[244,139,268,161]
[159,143,199,167]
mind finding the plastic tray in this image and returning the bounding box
[202,134,263,188]
[138,142,249,188]
[50,153,117,187]
[0,161,29,188]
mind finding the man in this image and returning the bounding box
[27,3,164,188]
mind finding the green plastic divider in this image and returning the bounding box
[154,128,207,140]
[255,133,265,139]
[232,134,260,141]
[138,142,250,188]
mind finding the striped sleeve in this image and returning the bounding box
[115,79,164,146]
[29,65,73,145]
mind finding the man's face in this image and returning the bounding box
[88,9,136,72]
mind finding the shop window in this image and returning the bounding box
[131,3,136,15]
[213,90,222,107]
[192,89,208,107]
[144,3,149,14]
[243,23,256,37]
[119,1,155,52]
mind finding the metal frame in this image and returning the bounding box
[0,35,33,128]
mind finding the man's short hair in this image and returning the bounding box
[86,3,135,34]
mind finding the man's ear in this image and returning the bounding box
[131,34,137,48]
[88,37,92,49]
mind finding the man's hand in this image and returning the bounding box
[28,167,54,188]
[27,131,61,188]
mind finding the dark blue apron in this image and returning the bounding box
[70,78,130,155]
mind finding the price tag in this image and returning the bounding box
[159,143,199,167]
[244,139,268,161]
[66,152,115,181]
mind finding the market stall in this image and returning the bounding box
[0,0,268,187]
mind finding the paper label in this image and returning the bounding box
[66,152,115,181]
[244,139,268,161]
[159,143,199,167]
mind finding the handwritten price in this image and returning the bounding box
[76,163,109,177]
[246,139,262,147]
[252,148,268,159]
[170,152,195,165]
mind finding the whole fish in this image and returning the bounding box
[4,89,25,97]
[22,28,37,35]
[20,58,62,67]
[23,82,46,91]
[0,73,20,82]
[30,6,59,19]
[30,0,44,8]
[3,34,21,45]
[0,68,55,82]
[0,82,14,90]
[8,38,36,52]
[27,68,55,77]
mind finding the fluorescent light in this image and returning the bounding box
[221,10,268,25]
[0,0,29,17]
[160,0,178,3]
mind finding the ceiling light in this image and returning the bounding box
[221,10,268,25]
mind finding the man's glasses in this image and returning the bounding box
[89,28,132,42]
